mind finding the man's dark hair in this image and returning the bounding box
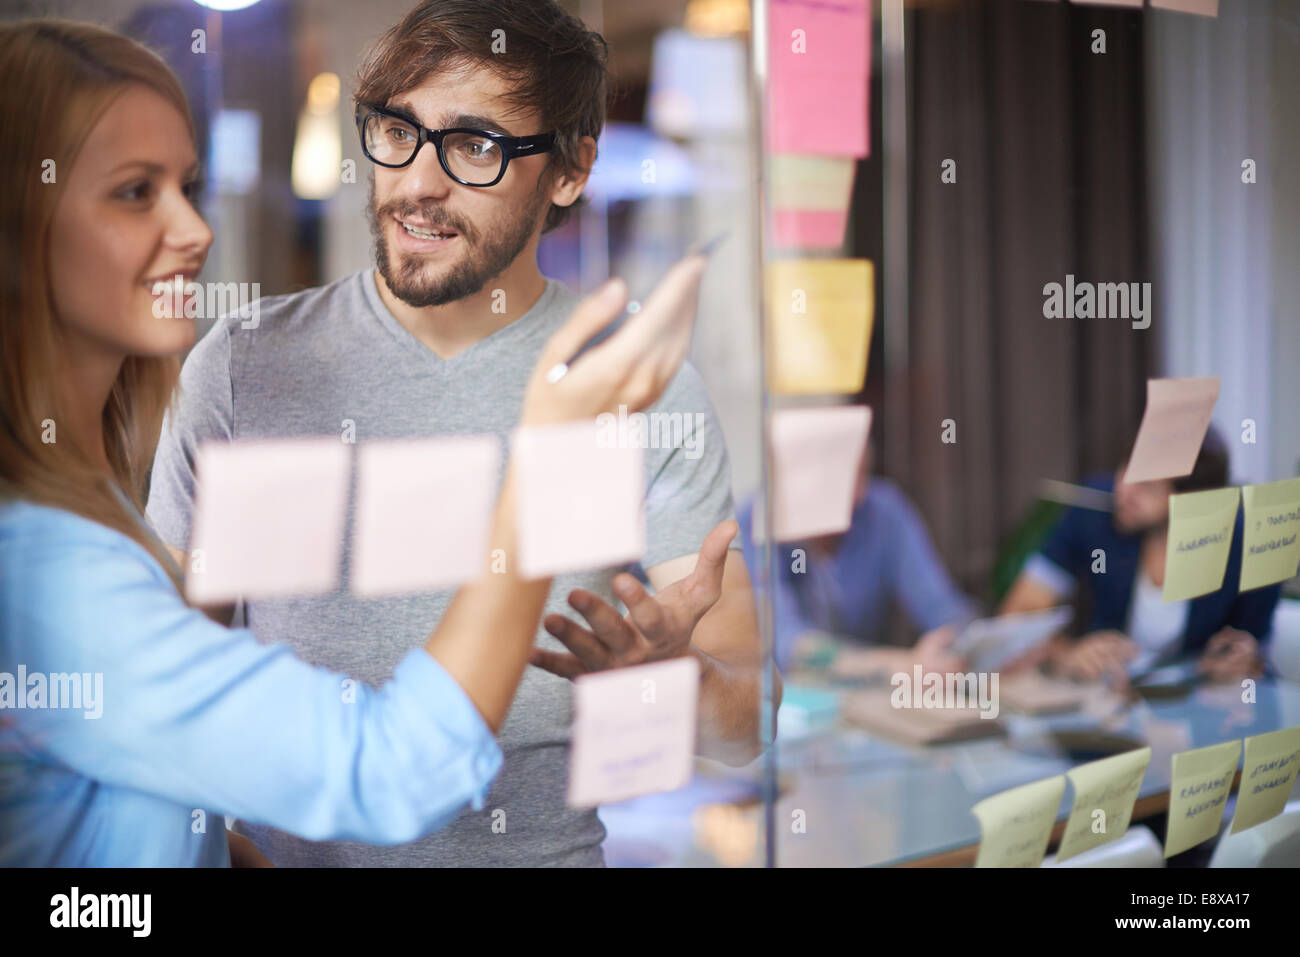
[354,0,608,233]
[1172,424,1231,494]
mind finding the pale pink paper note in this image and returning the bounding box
[513,420,646,578]
[1122,377,1220,484]
[349,435,501,598]
[767,0,871,157]
[1068,0,1143,7]
[772,209,848,249]
[770,405,872,541]
[187,438,351,604]
[1150,0,1218,14]
[567,657,700,808]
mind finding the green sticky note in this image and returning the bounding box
[1057,747,1152,862]
[1163,488,1239,603]
[1239,478,1300,592]
[972,775,1067,868]
[1230,726,1300,834]
[1164,739,1240,858]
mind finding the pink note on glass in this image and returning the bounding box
[513,420,646,578]
[1149,0,1219,15]
[770,405,872,541]
[767,0,871,157]
[187,438,351,604]
[773,209,848,249]
[1122,377,1221,485]
[567,657,700,808]
[350,435,501,598]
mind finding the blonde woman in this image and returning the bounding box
[0,19,712,866]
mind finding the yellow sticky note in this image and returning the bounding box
[771,154,857,211]
[766,259,873,395]
[1229,726,1300,834]
[1239,478,1300,592]
[1164,740,1241,858]
[1162,487,1239,603]
[972,775,1066,868]
[1056,747,1151,862]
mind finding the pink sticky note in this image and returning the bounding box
[567,657,700,808]
[770,406,872,541]
[767,0,871,157]
[513,421,645,578]
[349,435,501,598]
[1122,377,1220,485]
[1069,0,1143,7]
[1150,0,1219,15]
[187,438,350,603]
[773,209,848,249]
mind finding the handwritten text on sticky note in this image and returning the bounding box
[1164,739,1241,858]
[972,775,1067,868]
[1239,478,1300,592]
[1230,726,1300,834]
[567,657,700,808]
[1162,487,1239,603]
[1056,747,1152,862]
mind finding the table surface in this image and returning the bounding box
[599,673,1300,867]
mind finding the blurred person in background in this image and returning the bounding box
[999,427,1280,685]
[738,440,976,675]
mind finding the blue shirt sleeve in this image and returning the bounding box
[874,482,977,633]
[2,505,502,846]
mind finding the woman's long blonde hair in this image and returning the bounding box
[0,19,193,590]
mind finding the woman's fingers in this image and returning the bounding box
[585,254,706,403]
[538,278,628,369]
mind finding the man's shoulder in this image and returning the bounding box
[182,272,368,386]
[218,271,365,342]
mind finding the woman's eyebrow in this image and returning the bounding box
[106,159,165,177]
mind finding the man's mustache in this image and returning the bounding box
[378,203,474,241]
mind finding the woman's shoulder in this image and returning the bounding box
[0,498,159,575]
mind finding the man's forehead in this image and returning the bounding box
[388,66,536,130]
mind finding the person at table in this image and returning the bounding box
[998,428,1280,683]
[737,443,977,674]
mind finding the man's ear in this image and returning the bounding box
[547,135,597,209]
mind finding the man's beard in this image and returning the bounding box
[367,178,548,308]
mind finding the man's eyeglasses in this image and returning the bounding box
[355,104,557,187]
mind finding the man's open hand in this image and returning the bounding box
[530,520,737,679]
